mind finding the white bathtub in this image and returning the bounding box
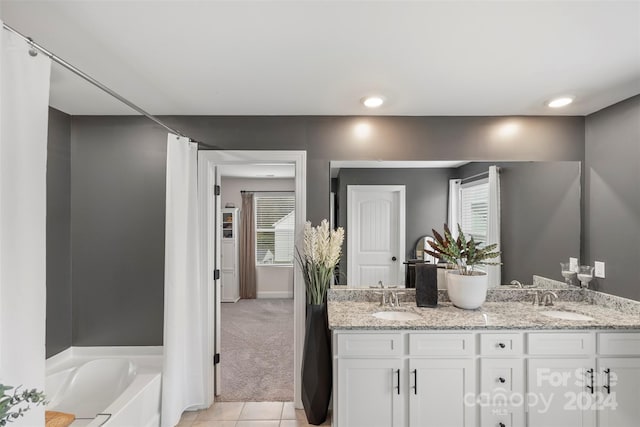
[46,348,162,427]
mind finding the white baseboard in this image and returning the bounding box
[257,291,294,299]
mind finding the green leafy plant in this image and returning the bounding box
[0,384,47,426]
[424,223,500,276]
[295,219,345,304]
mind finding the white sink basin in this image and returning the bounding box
[372,311,421,321]
[540,310,594,321]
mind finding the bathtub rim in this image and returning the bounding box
[47,346,163,375]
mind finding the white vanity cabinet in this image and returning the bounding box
[333,331,477,427]
[596,332,640,427]
[332,329,640,427]
[337,358,406,427]
[409,358,475,427]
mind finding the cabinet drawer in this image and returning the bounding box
[480,409,523,427]
[336,333,403,357]
[527,332,595,355]
[480,358,523,394]
[480,333,523,356]
[599,332,640,355]
[409,333,474,356]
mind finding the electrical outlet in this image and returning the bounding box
[595,261,605,278]
[569,257,579,272]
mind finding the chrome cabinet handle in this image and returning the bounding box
[603,368,611,394]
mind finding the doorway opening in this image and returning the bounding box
[217,165,295,401]
[198,151,306,409]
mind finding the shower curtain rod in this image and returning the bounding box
[2,22,211,146]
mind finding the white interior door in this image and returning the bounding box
[347,185,405,287]
[214,168,222,395]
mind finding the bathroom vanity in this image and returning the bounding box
[328,285,640,427]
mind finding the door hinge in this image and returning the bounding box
[213,353,220,365]
[214,185,221,196]
[214,269,220,280]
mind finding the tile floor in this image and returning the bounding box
[176,401,332,427]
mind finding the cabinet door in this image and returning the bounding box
[527,358,596,427]
[220,270,235,302]
[337,358,405,427]
[597,357,640,427]
[221,240,235,269]
[409,358,476,427]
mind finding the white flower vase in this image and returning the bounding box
[446,271,488,309]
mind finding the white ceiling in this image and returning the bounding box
[2,1,639,116]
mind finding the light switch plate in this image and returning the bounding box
[569,257,579,272]
[595,261,605,278]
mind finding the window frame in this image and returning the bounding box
[254,191,296,266]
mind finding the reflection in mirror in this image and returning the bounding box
[415,236,438,264]
[330,161,581,289]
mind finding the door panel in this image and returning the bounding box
[337,358,405,427]
[597,358,640,427]
[347,185,405,287]
[409,358,476,427]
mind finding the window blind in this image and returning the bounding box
[255,194,295,265]
[460,179,489,246]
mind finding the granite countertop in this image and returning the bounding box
[328,286,640,331]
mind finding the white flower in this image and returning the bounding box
[301,220,344,269]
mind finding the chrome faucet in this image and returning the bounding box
[510,280,524,288]
[541,291,558,306]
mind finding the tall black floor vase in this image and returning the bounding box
[301,303,332,425]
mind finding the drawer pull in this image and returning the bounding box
[498,377,506,383]
[412,369,418,395]
[498,342,506,349]
[395,369,400,395]
[498,423,506,427]
[603,368,611,394]
[586,368,594,394]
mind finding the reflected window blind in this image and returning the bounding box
[255,194,295,265]
[460,179,489,246]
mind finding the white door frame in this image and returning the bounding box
[346,185,406,287]
[198,150,306,408]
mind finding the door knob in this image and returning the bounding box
[392,257,397,261]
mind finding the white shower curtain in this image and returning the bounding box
[0,24,51,426]
[447,179,461,239]
[162,134,206,427]
[487,165,501,287]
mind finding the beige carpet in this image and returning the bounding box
[218,298,294,402]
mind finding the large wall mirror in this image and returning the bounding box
[329,161,581,288]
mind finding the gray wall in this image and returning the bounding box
[457,162,581,284]
[69,115,584,345]
[585,95,640,301]
[335,168,454,284]
[46,108,72,357]
[70,119,166,346]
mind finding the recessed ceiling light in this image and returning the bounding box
[547,97,574,108]
[361,96,384,108]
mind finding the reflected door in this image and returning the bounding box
[347,185,405,287]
